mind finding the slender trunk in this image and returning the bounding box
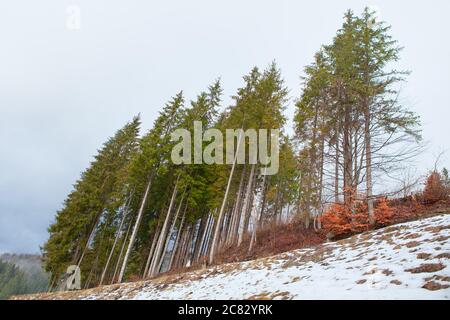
[47,272,56,293]
[286,202,291,223]
[194,215,209,263]
[243,174,256,232]
[178,225,194,268]
[343,104,353,209]
[258,179,267,228]
[118,174,154,283]
[174,225,190,269]
[335,132,340,203]
[317,136,325,230]
[189,220,203,265]
[76,178,108,266]
[364,98,375,224]
[209,130,243,264]
[224,206,234,245]
[199,214,213,259]
[77,211,102,268]
[148,177,180,277]
[111,213,133,284]
[276,182,284,225]
[238,164,256,246]
[99,201,129,285]
[156,193,185,274]
[181,225,194,268]
[249,173,265,252]
[168,206,187,270]
[304,206,311,228]
[84,254,99,290]
[219,208,230,249]
[142,221,161,278]
[248,211,257,253]
[84,230,106,289]
[228,165,247,245]
[201,212,216,261]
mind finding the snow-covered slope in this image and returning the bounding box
[16,214,450,300]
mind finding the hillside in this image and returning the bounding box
[0,254,43,275]
[14,213,450,300]
[0,254,48,299]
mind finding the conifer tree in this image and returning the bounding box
[117,93,185,282]
[294,8,421,227]
[43,117,141,288]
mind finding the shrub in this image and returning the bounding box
[374,197,394,226]
[422,171,448,204]
[320,203,368,238]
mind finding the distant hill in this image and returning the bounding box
[0,253,43,274]
[0,253,48,299]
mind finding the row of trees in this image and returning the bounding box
[294,8,421,226]
[43,8,422,289]
[43,63,298,289]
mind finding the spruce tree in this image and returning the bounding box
[42,116,140,288]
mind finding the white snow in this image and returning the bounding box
[19,213,450,300]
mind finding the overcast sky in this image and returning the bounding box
[0,0,449,254]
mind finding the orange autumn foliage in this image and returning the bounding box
[321,197,395,237]
[374,197,394,226]
[422,171,448,204]
[320,203,368,237]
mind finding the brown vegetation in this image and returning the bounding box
[405,263,446,274]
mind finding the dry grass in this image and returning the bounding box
[356,279,367,284]
[435,253,450,259]
[424,275,450,282]
[382,269,394,276]
[417,253,433,260]
[405,241,421,248]
[390,279,402,285]
[422,281,450,291]
[405,263,446,274]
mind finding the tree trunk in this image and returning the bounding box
[335,132,340,203]
[118,174,154,283]
[99,199,130,285]
[364,98,375,224]
[142,221,161,278]
[148,177,180,277]
[199,214,213,260]
[243,173,256,232]
[238,164,256,246]
[156,193,185,274]
[111,214,133,284]
[228,165,247,245]
[168,205,187,270]
[181,225,195,268]
[172,224,188,270]
[258,179,268,228]
[249,172,265,252]
[194,215,210,263]
[209,130,243,264]
[76,210,102,268]
[343,103,353,209]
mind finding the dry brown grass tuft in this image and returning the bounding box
[405,241,421,248]
[417,253,432,260]
[435,253,450,259]
[405,263,446,274]
[382,269,394,276]
[356,279,367,284]
[422,281,450,291]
